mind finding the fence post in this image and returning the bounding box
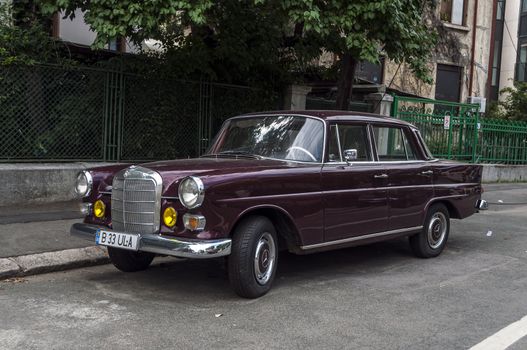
[472,109,479,163]
[283,85,312,110]
[365,92,394,117]
[391,95,399,118]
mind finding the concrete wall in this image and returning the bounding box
[0,163,113,207]
[482,164,527,183]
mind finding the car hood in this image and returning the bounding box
[141,157,306,184]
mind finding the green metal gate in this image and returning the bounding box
[391,96,480,162]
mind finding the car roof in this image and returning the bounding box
[240,110,415,128]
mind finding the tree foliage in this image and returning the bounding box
[0,1,69,65]
[487,82,527,121]
[40,0,436,108]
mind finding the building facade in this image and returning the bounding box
[383,0,495,109]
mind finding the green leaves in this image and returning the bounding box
[488,82,527,121]
[34,0,436,86]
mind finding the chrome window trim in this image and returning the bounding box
[214,114,438,165]
[412,128,436,160]
[322,159,438,167]
[400,128,410,160]
[335,124,343,162]
[326,122,374,164]
[300,226,423,250]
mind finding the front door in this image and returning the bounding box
[322,123,389,242]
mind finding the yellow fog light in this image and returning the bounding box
[163,207,178,227]
[93,200,106,218]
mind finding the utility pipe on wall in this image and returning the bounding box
[469,0,479,97]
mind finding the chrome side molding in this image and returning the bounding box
[300,226,423,251]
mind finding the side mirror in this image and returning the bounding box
[343,149,358,162]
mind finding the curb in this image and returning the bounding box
[0,246,109,280]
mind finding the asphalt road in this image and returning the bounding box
[1,184,527,349]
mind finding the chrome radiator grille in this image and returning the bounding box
[111,166,162,234]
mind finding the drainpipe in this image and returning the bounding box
[486,0,498,99]
[468,0,479,97]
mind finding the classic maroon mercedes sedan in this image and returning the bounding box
[71,111,487,298]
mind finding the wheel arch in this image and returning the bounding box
[232,205,302,252]
[424,198,461,220]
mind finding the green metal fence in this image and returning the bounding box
[392,95,527,164]
[0,64,278,162]
[476,118,527,164]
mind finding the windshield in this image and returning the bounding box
[209,115,324,163]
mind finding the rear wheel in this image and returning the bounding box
[107,247,155,272]
[409,203,450,258]
[228,216,278,298]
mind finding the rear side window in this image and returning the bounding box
[327,124,372,162]
[414,129,433,159]
[373,126,418,161]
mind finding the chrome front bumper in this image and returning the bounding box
[70,223,231,259]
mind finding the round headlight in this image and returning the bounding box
[178,176,204,209]
[75,171,93,197]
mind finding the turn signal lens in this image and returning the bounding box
[163,207,178,228]
[183,213,206,231]
[93,200,106,218]
[80,202,92,216]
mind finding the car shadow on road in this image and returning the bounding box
[84,238,417,301]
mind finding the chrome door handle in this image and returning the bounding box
[374,174,389,179]
[420,170,434,176]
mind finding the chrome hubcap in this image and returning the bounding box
[427,212,447,249]
[254,232,276,285]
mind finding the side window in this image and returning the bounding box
[373,126,418,161]
[327,124,372,162]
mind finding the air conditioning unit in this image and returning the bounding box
[467,96,486,113]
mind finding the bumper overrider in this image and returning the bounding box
[70,223,232,259]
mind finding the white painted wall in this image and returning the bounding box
[499,0,520,95]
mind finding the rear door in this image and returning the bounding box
[371,125,434,230]
[322,122,389,242]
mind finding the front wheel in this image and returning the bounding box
[107,247,155,272]
[228,216,278,298]
[409,203,450,258]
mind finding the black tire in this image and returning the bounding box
[228,216,278,298]
[107,247,155,272]
[409,203,450,258]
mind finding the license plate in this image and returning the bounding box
[95,230,139,251]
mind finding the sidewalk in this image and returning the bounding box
[0,200,108,278]
[0,200,89,258]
